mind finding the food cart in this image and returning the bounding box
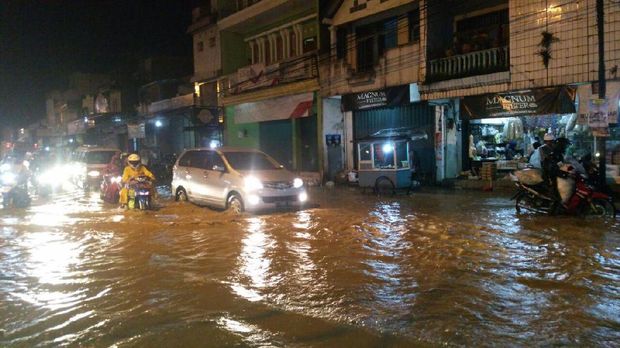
[355,128,427,194]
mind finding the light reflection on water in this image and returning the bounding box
[0,188,618,346]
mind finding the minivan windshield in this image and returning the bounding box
[85,151,117,165]
[223,152,281,171]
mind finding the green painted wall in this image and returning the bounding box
[224,106,260,148]
[220,31,249,75]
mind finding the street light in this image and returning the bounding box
[155,120,163,128]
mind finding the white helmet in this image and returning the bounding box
[127,154,141,168]
[543,133,555,141]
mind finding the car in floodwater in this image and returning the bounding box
[70,146,121,191]
[171,147,308,213]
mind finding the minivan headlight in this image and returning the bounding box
[244,176,263,191]
[293,178,303,188]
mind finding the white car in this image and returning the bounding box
[171,147,308,213]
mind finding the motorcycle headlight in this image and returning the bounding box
[88,170,101,177]
[293,178,303,188]
[111,176,122,183]
[244,176,263,191]
[1,172,16,185]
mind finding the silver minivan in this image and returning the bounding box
[171,147,308,213]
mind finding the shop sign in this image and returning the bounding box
[127,123,145,139]
[461,87,576,119]
[588,98,610,137]
[342,85,410,111]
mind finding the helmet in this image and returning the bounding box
[127,154,141,168]
[543,133,555,141]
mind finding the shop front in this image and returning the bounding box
[460,86,603,181]
[224,92,317,172]
[342,85,436,184]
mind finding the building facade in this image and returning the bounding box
[215,0,322,180]
[318,0,620,189]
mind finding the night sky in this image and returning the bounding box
[0,0,199,128]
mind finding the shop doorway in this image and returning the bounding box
[259,119,293,169]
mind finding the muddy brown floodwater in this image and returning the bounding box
[0,187,619,347]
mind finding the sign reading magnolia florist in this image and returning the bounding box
[461,87,576,119]
[342,86,410,111]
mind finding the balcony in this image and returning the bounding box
[427,47,509,83]
[219,53,318,98]
[144,93,196,115]
[218,0,310,33]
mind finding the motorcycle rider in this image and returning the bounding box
[542,137,571,203]
[119,153,155,208]
[529,133,555,168]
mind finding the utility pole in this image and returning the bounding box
[596,0,607,189]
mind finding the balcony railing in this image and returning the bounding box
[146,93,195,115]
[427,46,509,82]
[219,53,318,97]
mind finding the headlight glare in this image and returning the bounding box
[88,170,101,177]
[1,172,16,185]
[293,178,303,188]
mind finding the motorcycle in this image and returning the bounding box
[1,169,31,209]
[127,175,153,210]
[511,165,616,217]
[100,174,122,204]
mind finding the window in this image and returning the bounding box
[379,18,398,54]
[373,143,395,169]
[197,41,204,52]
[205,152,226,171]
[355,17,398,72]
[408,9,420,42]
[359,143,372,161]
[303,36,317,53]
[85,151,117,165]
[178,151,204,168]
[223,152,281,170]
[208,37,216,47]
[396,142,409,169]
[336,27,348,59]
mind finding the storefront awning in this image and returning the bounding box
[461,86,576,119]
[234,92,314,124]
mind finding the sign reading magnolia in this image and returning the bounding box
[462,87,576,119]
[342,85,410,111]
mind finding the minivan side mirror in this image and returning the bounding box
[212,165,226,172]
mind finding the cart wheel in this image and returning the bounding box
[374,177,395,196]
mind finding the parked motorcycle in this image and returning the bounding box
[511,166,616,217]
[100,174,122,204]
[127,175,153,210]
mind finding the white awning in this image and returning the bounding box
[233,92,313,124]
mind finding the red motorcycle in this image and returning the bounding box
[512,166,616,217]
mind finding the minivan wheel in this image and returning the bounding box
[227,194,244,214]
[176,188,188,202]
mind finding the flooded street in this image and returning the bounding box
[0,187,619,347]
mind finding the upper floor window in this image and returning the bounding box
[454,8,509,54]
[408,9,420,42]
[355,17,398,72]
[208,37,216,48]
[196,41,204,52]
